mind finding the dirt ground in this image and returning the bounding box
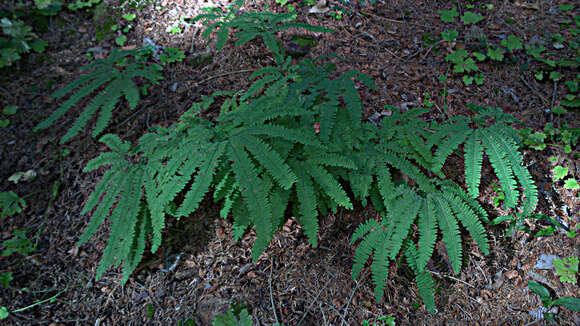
[1,0,579,325]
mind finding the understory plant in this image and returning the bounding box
[34,47,163,143]
[71,1,538,313]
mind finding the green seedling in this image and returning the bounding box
[553,166,568,181]
[113,12,136,45]
[491,182,505,207]
[438,8,458,23]
[0,105,18,128]
[564,179,579,190]
[0,191,26,218]
[362,315,396,326]
[487,47,504,61]
[461,11,483,25]
[159,47,185,65]
[1,229,35,257]
[441,29,458,42]
[423,92,434,108]
[554,256,578,285]
[501,35,523,51]
[528,280,580,321]
[0,18,48,68]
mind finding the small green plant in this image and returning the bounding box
[554,256,578,285]
[34,47,163,143]
[0,191,26,218]
[112,13,136,46]
[1,229,35,257]
[461,11,484,25]
[68,0,102,10]
[0,105,18,128]
[362,315,396,326]
[159,47,185,65]
[191,0,332,63]
[438,8,458,23]
[552,165,579,190]
[491,182,504,207]
[212,307,253,326]
[528,280,580,321]
[0,17,47,68]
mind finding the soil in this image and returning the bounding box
[1,0,579,325]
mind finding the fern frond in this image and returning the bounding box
[432,195,462,274]
[432,129,471,174]
[176,142,226,217]
[415,270,436,312]
[404,244,436,312]
[35,48,162,143]
[351,220,380,279]
[35,73,113,131]
[237,134,297,189]
[92,165,145,281]
[464,132,484,198]
[122,203,150,282]
[293,164,319,247]
[228,140,272,260]
[490,125,538,213]
[416,198,437,271]
[381,149,436,193]
[387,189,421,260]
[306,162,353,209]
[480,128,518,208]
[444,193,489,254]
[371,233,390,301]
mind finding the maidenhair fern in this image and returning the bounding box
[34,48,162,143]
[75,5,538,314]
[191,0,333,63]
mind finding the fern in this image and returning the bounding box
[191,0,333,63]
[77,30,537,315]
[34,47,162,143]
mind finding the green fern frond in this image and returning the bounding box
[386,189,421,260]
[404,244,436,313]
[306,162,353,209]
[381,149,436,193]
[444,192,489,255]
[293,163,319,247]
[489,125,538,213]
[416,198,437,271]
[464,133,484,198]
[176,142,226,217]
[35,48,163,143]
[351,220,381,279]
[35,73,113,131]
[432,128,471,174]
[237,134,296,189]
[431,195,462,274]
[479,127,518,208]
[228,140,273,260]
[371,233,390,301]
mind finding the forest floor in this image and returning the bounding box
[1,0,579,325]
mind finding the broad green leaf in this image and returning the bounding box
[441,29,458,42]
[438,8,459,23]
[461,11,484,25]
[2,105,18,115]
[553,166,568,181]
[564,179,579,190]
[487,47,504,61]
[501,35,523,51]
[551,297,580,311]
[528,281,552,307]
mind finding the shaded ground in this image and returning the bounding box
[1,0,579,325]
